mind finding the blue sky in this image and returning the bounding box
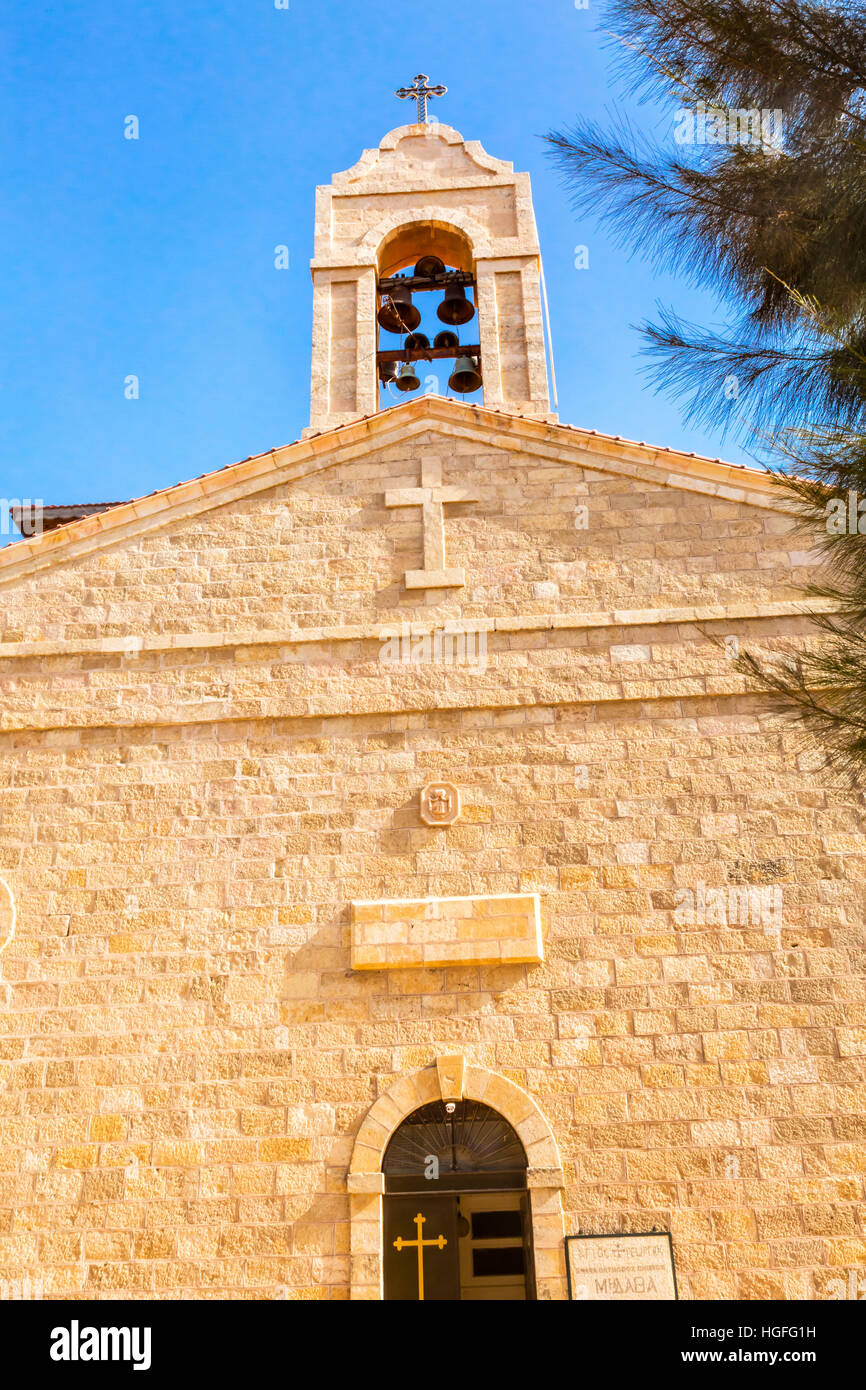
[0,0,754,545]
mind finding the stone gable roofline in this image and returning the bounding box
[0,396,788,586]
[329,123,516,189]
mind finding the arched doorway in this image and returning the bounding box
[347,1060,567,1300]
[382,1099,534,1301]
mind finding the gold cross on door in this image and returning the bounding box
[385,459,477,590]
[393,1211,448,1301]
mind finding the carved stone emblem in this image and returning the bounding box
[420,782,461,827]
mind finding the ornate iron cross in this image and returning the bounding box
[393,1212,448,1301]
[396,74,447,124]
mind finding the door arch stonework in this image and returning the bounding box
[347,1059,567,1300]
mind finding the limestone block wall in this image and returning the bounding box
[0,411,863,1300]
[0,695,864,1299]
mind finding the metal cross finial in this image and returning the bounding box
[396,74,447,124]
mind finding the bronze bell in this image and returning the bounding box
[377,282,421,334]
[415,255,446,280]
[404,332,430,353]
[448,355,482,394]
[395,362,421,392]
[437,282,475,326]
[433,330,460,352]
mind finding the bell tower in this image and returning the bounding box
[307,86,556,434]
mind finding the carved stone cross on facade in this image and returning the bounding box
[385,459,477,590]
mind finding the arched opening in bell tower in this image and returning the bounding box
[375,221,483,411]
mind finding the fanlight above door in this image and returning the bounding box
[383,1100,527,1192]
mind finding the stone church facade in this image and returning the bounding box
[0,119,864,1302]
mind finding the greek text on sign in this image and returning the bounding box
[566,1233,677,1301]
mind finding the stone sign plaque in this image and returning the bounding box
[566,1233,677,1301]
[350,892,543,970]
